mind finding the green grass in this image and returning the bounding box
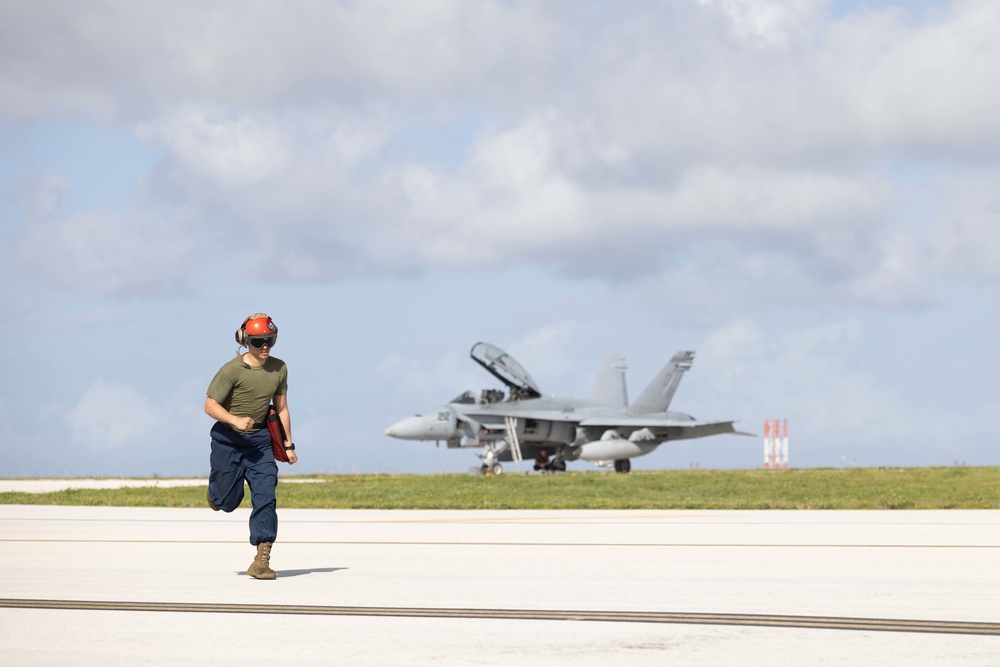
[1,467,998,509]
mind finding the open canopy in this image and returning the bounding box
[469,342,542,400]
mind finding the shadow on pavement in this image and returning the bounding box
[237,567,347,578]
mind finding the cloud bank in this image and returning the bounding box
[3,0,997,318]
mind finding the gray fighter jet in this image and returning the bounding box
[385,342,747,474]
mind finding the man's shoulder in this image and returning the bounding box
[212,355,252,379]
[218,355,246,370]
[264,356,287,371]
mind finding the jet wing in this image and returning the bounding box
[579,417,752,440]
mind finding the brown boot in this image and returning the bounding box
[247,542,276,580]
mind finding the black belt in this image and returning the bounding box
[252,421,266,430]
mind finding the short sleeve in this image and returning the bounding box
[206,363,236,404]
[274,363,288,396]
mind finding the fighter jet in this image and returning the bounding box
[385,342,747,474]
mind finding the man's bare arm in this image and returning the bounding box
[204,397,254,431]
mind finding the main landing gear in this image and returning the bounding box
[476,443,570,475]
[613,459,631,473]
[533,449,567,473]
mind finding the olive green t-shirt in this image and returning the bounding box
[206,355,288,431]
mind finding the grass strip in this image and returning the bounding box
[1,467,997,509]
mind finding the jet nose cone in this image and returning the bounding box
[385,415,432,440]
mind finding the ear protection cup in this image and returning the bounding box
[235,316,251,346]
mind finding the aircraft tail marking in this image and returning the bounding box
[627,351,695,415]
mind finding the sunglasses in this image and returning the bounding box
[248,336,276,349]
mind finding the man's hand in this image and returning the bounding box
[231,416,255,431]
[286,449,298,465]
[205,397,254,431]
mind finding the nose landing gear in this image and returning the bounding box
[478,441,505,475]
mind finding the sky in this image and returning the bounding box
[2,0,998,478]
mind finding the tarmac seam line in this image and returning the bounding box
[1,599,998,636]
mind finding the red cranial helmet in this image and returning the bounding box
[236,313,278,347]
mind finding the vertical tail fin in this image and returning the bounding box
[627,351,695,414]
[588,354,628,408]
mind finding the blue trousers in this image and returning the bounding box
[208,422,278,546]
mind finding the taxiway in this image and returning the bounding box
[1,502,998,665]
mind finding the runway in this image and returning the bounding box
[1,504,998,665]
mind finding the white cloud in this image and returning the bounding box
[507,322,579,383]
[698,0,825,49]
[834,0,1000,151]
[0,0,556,120]
[661,165,885,230]
[328,119,392,167]
[380,111,590,266]
[375,352,484,404]
[846,231,932,305]
[137,105,292,187]
[61,379,209,472]
[7,0,1000,303]
[12,204,207,296]
[65,380,166,451]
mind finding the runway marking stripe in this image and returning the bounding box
[8,517,1000,527]
[1,539,997,548]
[1,599,997,636]
[359,515,691,523]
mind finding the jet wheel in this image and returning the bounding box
[614,459,631,474]
[491,463,504,476]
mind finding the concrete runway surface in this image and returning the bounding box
[0,478,324,493]
[1,500,998,666]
